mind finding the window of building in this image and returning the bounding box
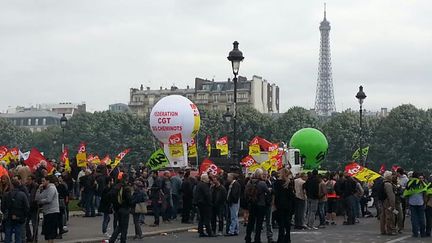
[42,118,46,126]
[13,120,16,125]
[20,119,24,126]
[238,93,248,99]
[35,118,39,126]
[197,93,206,100]
[28,119,31,126]
[227,94,233,103]
[213,94,219,102]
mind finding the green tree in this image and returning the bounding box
[273,107,320,143]
[0,118,32,149]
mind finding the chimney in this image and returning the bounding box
[140,84,143,91]
[187,85,190,89]
[227,78,231,82]
[160,86,163,90]
[146,87,150,91]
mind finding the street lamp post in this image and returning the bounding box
[223,107,233,157]
[227,41,244,165]
[355,86,367,167]
[60,113,68,153]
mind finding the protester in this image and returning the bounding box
[210,176,227,236]
[161,171,173,223]
[326,173,338,225]
[55,175,69,238]
[274,168,295,243]
[2,177,29,243]
[396,168,409,229]
[379,171,396,235]
[304,169,320,229]
[131,180,148,239]
[149,171,163,227]
[181,170,194,224]
[80,169,96,217]
[263,171,275,243]
[195,173,213,237]
[294,172,307,229]
[425,183,432,237]
[245,169,269,243]
[226,172,241,236]
[403,171,427,238]
[25,174,39,242]
[170,171,183,220]
[35,175,60,243]
[99,177,114,237]
[109,173,131,243]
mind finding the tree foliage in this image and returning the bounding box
[1,104,431,173]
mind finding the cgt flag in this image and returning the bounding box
[345,162,380,183]
[168,133,184,158]
[146,149,169,171]
[76,142,87,167]
[241,155,257,168]
[113,149,131,168]
[199,158,220,176]
[216,136,229,156]
[61,147,71,172]
[101,155,112,165]
[187,137,197,158]
[0,146,8,163]
[249,137,261,156]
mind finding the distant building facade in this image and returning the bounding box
[128,75,279,116]
[0,110,61,132]
[109,103,131,113]
[1,102,87,132]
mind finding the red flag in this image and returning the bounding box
[199,158,220,176]
[25,148,54,173]
[391,165,400,172]
[168,133,183,145]
[113,149,131,167]
[77,142,86,153]
[241,155,257,168]
[379,164,385,174]
[0,165,8,177]
[249,136,260,146]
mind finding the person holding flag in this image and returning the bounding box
[403,171,428,238]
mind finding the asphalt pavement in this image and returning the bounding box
[45,212,431,243]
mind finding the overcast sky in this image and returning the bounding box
[1,0,431,113]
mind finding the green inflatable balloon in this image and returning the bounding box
[289,128,328,169]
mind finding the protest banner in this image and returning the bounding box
[146,149,169,171]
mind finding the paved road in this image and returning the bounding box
[140,217,430,243]
[40,212,431,243]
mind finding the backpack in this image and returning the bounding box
[377,181,389,201]
[326,180,335,194]
[245,180,258,204]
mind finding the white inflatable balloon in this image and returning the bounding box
[149,95,200,144]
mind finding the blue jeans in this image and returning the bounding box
[102,213,111,234]
[354,196,361,219]
[228,202,240,234]
[410,205,426,237]
[318,201,326,225]
[84,191,95,216]
[171,194,179,219]
[5,221,23,243]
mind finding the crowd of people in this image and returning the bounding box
[0,157,431,243]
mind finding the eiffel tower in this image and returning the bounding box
[314,4,336,116]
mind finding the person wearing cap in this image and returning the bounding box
[380,171,396,235]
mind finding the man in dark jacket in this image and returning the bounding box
[211,176,227,236]
[26,174,39,242]
[195,173,213,237]
[2,178,30,243]
[80,169,96,217]
[226,173,241,236]
[109,173,131,243]
[304,169,320,229]
[150,171,163,226]
[338,173,357,225]
[181,171,194,224]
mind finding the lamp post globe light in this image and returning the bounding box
[60,113,68,153]
[227,41,244,165]
[355,85,367,167]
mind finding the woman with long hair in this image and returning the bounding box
[274,168,296,243]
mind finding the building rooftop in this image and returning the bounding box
[0,110,61,118]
